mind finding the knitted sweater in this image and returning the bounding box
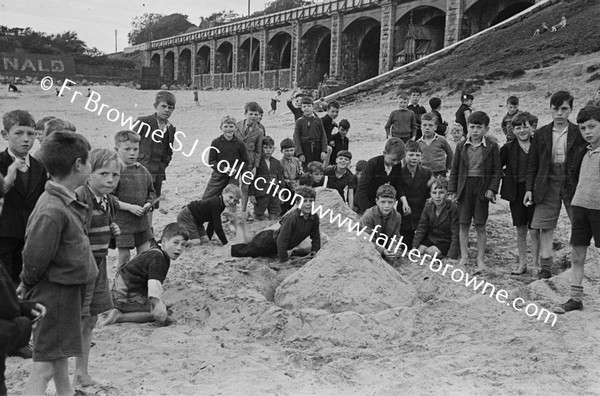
[113,163,156,235]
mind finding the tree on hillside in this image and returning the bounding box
[263,0,304,14]
[128,13,195,45]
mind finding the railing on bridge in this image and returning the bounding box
[148,0,380,50]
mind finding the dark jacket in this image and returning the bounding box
[274,209,320,262]
[208,135,250,173]
[399,165,433,231]
[135,114,176,178]
[0,149,47,238]
[0,262,36,354]
[251,156,284,198]
[355,155,406,212]
[571,144,593,194]
[329,132,349,165]
[526,121,586,203]
[431,109,447,135]
[187,196,228,244]
[500,139,529,202]
[449,137,502,201]
[413,199,459,259]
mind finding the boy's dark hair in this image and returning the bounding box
[421,112,437,124]
[429,97,441,110]
[307,161,324,173]
[3,110,35,132]
[409,87,422,95]
[35,115,56,131]
[336,150,352,160]
[461,93,474,103]
[398,91,409,100]
[155,91,176,106]
[114,130,141,145]
[468,111,490,127]
[550,90,574,109]
[428,176,448,191]
[221,115,237,126]
[262,136,275,147]
[45,118,76,137]
[576,105,600,124]
[280,138,295,150]
[39,132,91,178]
[326,100,340,110]
[338,119,350,129]
[245,101,262,114]
[406,140,422,153]
[355,160,367,172]
[300,96,314,105]
[295,185,316,200]
[511,111,537,127]
[507,96,519,106]
[376,184,396,199]
[89,148,123,173]
[384,137,406,158]
[162,222,190,241]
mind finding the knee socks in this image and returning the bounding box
[570,284,584,301]
[540,256,553,271]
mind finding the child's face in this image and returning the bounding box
[430,186,447,207]
[222,192,240,207]
[335,156,350,169]
[221,123,236,140]
[551,100,572,124]
[293,97,302,107]
[514,123,533,142]
[376,196,396,216]
[115,141,139,165]
[301,103,314,116]
[405,151,422,167]
[2,125,36,157]
[35,128,44,143]
[451,128,463,141]
[468,123,488,141]
[327,107,339,119]
[246,110,259,124]
[89,160,121,196]
[421,119,436,137]
[339,127,349,137]
[465,99,474,107]
[578,118,600,147]
[300,197,314,215]
[409,92,421,105]
[162,235,186,260]
[281,147,295,158]
[507,103,519,115]
[398,98,408,109]
[155,101,175,122]
[262,144,275,157]
[383,152,402,167]
[311,170,324,184]
[356,170,362,179]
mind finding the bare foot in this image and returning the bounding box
[97,309,122,327]
[73,373,101,387]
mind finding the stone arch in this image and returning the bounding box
[164,51,175,83]
[215,41,233,73]
[150,53,160,68]
[465,0,534,35]
[341,17,381,85]
[178,48,192,86]
[266,32,292,70]
[393,6,446,66]
[491,2,535,25]
[239,37,261,72]
[196,45,210,74]
[299,25,331,88]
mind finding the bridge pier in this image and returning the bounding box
[379,0,395,74]
[210,39,216,88]
[259,29,267,89]
[329,12,343,81]
[291,21,301,86]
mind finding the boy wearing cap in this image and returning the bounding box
[324,150,357,208]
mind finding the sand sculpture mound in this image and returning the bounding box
[274,188,417,314]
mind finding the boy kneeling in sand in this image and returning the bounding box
[101,223,189,326]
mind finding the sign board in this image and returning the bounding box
[0,53,75,77]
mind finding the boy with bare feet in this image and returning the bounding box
[101,223,189,326]
[449,111,501,274]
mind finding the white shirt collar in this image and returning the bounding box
[8,149,30,168]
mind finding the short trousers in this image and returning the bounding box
[531,165,572,229]
[421,238,450,256]
[509,182,536,228]
[111,272,151,313]
[254,195,281,218]
[202,172,239,200]
[570,206,600,247]
[457,177,489,225]
[115,229,154,249]
[231,229,278,258]
[150,174,165,209]
[177,206,202,240]
[82,256,113,317]
[27,280,86,361]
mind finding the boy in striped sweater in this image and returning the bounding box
[74,148,122,387]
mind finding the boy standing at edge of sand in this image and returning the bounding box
[417,113,453,178]
[554,105,600,314]
[321,100,339,166]
[385,92,417,143]
[236,102,264,213]
[360,184,403,261]
[524,91,586,279]
[408,87,427,141]
[448,111,501,274]
[18,132,97,396]
[501,96,520,143]
[294,96,327,172]
[279,138,302,215]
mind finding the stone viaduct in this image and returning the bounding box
[133,0,539,89]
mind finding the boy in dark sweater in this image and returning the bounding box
[329,119,350,165]
[250,136,285,220]
[321,100,339,165]
[294,96,327,171]
[202,115,249,200]
[429,97,448,136]
[360,184,403,260]
[231,186,320,264]
[324,150,357,207]
[177,184,241,246]
[408,87,427,141]
[501,96,519,143]
[385,92,417,143]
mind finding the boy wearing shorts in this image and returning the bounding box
[236,102,264,212]
[279,138,302,215]
[251,136,284,220]
[294,96,327,171]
